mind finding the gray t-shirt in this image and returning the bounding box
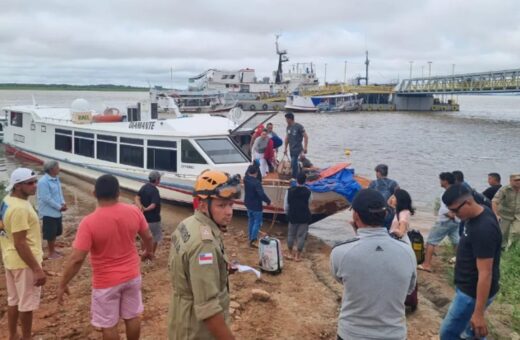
[286,123,305,155]
[330,227,417,340]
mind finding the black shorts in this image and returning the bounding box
[42,216,63,241]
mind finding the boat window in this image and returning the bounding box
[148,140,177,148]
[10,111,23,127]
[74,132,94,158]
[120,144,144,168]
[97,140,117,162]
[98,134,117,142]
[148,149,177,172]
[121,137,143,145]
[196,138,248,164]
[55,129,72,153]
[181,139,207,164]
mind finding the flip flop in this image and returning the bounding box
[417,264,432,273]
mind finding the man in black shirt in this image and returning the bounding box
[135,171,162,256]
[439,184,501,340]
[482,172,501,201]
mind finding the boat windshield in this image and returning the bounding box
[196,138,248,164]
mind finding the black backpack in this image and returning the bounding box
[407,229,425,264]
[472,190,492,209]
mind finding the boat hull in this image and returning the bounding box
[4,144,352,221]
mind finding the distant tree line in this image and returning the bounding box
[0,83,160,92]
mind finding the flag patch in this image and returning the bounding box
[198,253,214,265]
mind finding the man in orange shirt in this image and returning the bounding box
[58,174,153,340]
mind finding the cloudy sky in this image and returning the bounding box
[1,0,519,88]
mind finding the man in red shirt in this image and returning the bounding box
[58,174,153,340]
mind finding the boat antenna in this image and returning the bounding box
[365,50,369,85]
[31,94,37,107]
[275,34,289,84]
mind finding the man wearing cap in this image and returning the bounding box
[440,184,501,339]
[37,160,67,260]
[492,173,520,250]
[0,168,45,340]
[135,170,163,256]
[330,189,416,340]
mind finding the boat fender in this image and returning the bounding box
[249,104,256,111]
[262,104,268,110]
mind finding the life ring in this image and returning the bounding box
[262,104,268,110]
[249,104,256,111]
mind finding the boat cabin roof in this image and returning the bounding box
[2,105,239,137]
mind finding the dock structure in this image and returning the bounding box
[396,68,520,94]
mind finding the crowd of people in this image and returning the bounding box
[0,138,518,339]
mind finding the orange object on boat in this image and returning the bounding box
[93,107,123,123]
[318,162,351,179]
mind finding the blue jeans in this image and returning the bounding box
[290,152,300,178]
[247,210,263,242]
[440,288,495,340]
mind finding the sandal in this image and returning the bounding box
[417,264,432,273]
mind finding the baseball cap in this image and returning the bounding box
[6,168,38,192]
[149,170,162,181]
[510,173,520,181]
[351,189,387,213]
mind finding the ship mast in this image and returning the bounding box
[275,35,289,84]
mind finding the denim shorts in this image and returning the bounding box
[427,220,460,246]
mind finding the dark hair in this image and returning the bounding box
[262,128,268,133]
[246,164,258,175]
[375,164,388,177]
[488,172,501,183]
[296,172,307,185]
[394,189,415,216]
[266,122,273,127]
[452,170,464,183]
[284,112,295,120]
[94,174,120,200]
[439,172,455,185]
[442,183,471,206]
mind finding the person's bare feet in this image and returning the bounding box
[295,252,302,262]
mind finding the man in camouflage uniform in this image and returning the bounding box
[168,170,240,340]
[492,173,520,249]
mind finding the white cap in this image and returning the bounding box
[6,168,38,192]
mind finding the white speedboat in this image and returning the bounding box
[285,93,363,113]
[1,99,364,220]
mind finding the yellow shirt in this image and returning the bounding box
[0,195,43,269]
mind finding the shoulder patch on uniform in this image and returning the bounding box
[200,225,214,242]
[179,223,191,243]
[198,252,214,265]
[332,237,360,249]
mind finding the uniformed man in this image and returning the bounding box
[168,169,240,340]
[330,189,416,340]
[492,173,520,249]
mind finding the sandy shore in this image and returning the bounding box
[0,174,516,339]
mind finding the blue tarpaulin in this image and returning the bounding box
[306,168,362,203]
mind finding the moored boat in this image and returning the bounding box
[285,93,363,113]
[1,99,365,221]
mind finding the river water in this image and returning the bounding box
[1,90,519,244]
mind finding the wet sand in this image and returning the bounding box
[0,173,516,339]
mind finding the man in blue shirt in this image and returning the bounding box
[37,160,67,259]
[244,165,271,247]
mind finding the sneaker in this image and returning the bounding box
[249,240,258,248]
[449,256,456,264]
